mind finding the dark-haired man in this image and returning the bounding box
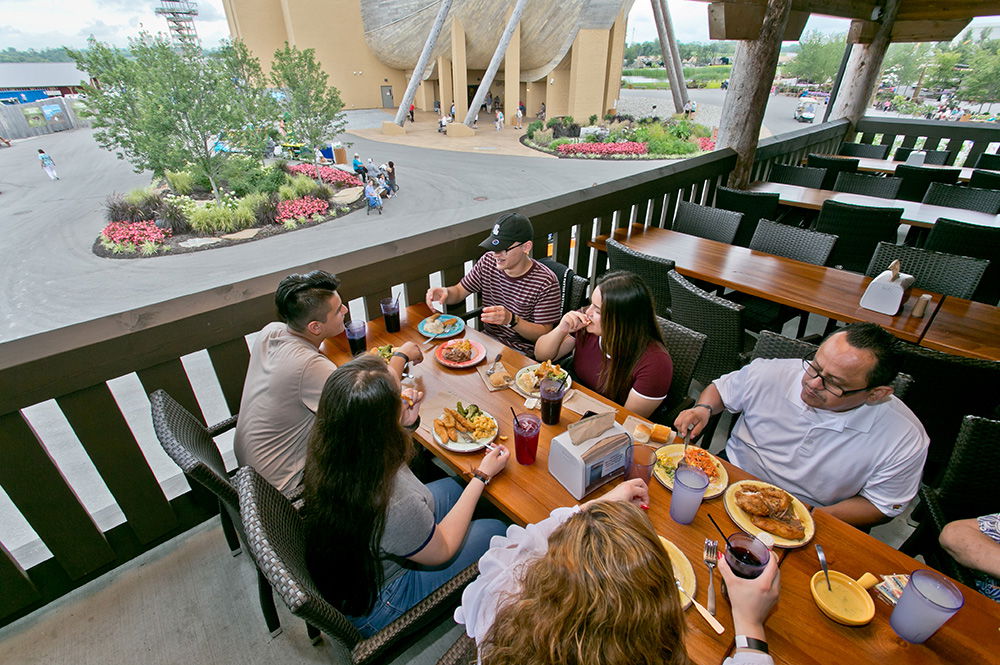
[425,212,561,357]
[234,270,422,495]
[674,323,929,528]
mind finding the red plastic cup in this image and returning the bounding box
[513,413,541,465]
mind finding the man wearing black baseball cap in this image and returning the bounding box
[426,212,561,356]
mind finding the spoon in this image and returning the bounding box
[816,544,832,591]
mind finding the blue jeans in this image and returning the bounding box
[350,478,506,637]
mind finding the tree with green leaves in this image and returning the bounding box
[960,40,1000,108]
[881,42,934,89]
[217,40,280,161]
[269,43,346,175]
[69,34,268,203]
[782,31,845,84]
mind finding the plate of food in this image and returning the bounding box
[513,360,571,398]
[658,536,696,609]
[434,339,486,368]
[723,480,815,548]
[653,445,728,499]
[432,402,498,453]
[418,313,465,339]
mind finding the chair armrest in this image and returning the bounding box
[436,634,477,665]
[207,414,238,436]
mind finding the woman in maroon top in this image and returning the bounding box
[535,271,672,418]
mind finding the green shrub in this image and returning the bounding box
[668,119,694,140]
[240,192,279,225]
[549,138,574,149]
[533,129,553,145]
[563,116,574,126]
[651,134,698,156]
[278,183,297,201]
[690,122,712,138]
[218,156,287,196]
[159,199,193,234]
[165,170,194,195]
[228,204,255,232]
[188,204,253,234]
[290,174,319,199]
[526,120,543,138]
[545,117,562,129]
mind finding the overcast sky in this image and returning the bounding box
[2,0,997,50]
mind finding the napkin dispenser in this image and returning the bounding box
[860,259,915,315]
[548,420,631,500]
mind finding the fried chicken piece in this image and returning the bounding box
[442,412,456,428]
[734,485,792,516]
[445,407,472,432]
[433,419,448,442]
[447,427,457,442]
[749,514,806,540]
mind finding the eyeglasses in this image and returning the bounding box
[493,241,526,255]
[801,355,871,397]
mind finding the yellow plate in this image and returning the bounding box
[723,480,815,548]
[653,444,729,499]
[810,570,875,626]
[658,536,696,610]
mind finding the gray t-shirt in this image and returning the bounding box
[381,466,435,585]
[233,322,335,495]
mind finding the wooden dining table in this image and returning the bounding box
[749,181,1000,230]
[822,155,992,183]
[321,304,1000,664]
[618,227,943,343]
[919,296,1000,361]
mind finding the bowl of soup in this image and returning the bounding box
[810,570,875,626]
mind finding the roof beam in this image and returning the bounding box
[897,1,1000,22]
[708,3,809,40]
[849,18,972,43]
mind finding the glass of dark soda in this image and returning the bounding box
[724,533,770,579]
[538,378,567,425]
[345,320,367,356]
[380,297,400,333]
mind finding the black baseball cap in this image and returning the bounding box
[479,212,534,251]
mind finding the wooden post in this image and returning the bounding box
[463,0,528,127]
[392,0,453,126]
[658,0,690,107]
[651,0,683,113]
[716,0,792,189]
[829,0,900,131]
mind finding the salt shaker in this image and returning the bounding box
[911,293,932,318]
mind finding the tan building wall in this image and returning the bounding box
[223,0,629,120]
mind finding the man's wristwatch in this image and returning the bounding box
[471,468,491,485]
[391,351,410,363]
[735,635,768,654]
[507,312,519,328]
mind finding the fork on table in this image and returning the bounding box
[704,539,718,616]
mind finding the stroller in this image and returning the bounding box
[365,183,383,215]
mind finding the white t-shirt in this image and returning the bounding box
[715,358,928,517]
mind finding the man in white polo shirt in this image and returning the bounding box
[674,323,929,528]
[425,212,561,357]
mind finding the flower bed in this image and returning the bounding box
[695,137,716,152]
[285,163,362,188]
[557,141,648,156]
[100,220,171,255]
[276,196,330,223]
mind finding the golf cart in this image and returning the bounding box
[794,98,819,123]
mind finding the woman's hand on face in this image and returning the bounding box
[478,444,510,478]
[400,388,423,426]
[558,310,591,334]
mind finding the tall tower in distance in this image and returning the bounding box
[155,0,200,45]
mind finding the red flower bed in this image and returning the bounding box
[101,220,170,245]
[285,163,361,187]
[557,142,648,156]
[276,196,330,223]
[696,137,716,151]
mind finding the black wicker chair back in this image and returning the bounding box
[815,200,902,273]
[767,163,826,189]
[838,142,890,160]
[606,238,675,318]
[236,466,478,664]
[833,172,902,199]
[893,164,961,202]
[672,200,742,245]
[865,242,988,300]
[968,169,1000,190]
[539,257,589,316]
[807,153,859,190]
[714,186,781,247]
[652,317,707,424]
[973,152,1000,170]
[922,182,1000,215]
[749,219,838,266]
[925,218,1000,305]
[893,147,952,165]
[665,270,744,385]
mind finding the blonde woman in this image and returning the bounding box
[457,479,780,665]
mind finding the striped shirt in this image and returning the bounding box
[460,254,561,356]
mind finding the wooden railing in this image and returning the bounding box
[0,120,855,625]
[750,118,850,183]
[852,116,1000,167]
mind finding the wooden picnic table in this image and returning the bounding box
[817,154,993,183]
[320,303,1000,664]
[919,296,1000,362]
[749,181,1000,229]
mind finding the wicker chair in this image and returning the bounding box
[437,633,477,665]
[838,142,890,160]
[235,466,478,664]
[969,169,1000,190]
[713,186,781,247]
[893,164,961,202]
[903,416,1000,587]
[539,257,589,315]
[925,218,1000,304]
[807,153,859,190]
[665,270,746,387]
[973,152,1000,170]
[606,238,675,319]
[672,200,742,245]
[833,172,902,199]
[767,163,826,189]
[149,389,283,637]
[894,147,952,165]
[865,242,988,300]
[814,200,902,273]
[922,182,1000,215]
[651,317,707,424]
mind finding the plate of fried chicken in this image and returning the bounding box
[723,480,815,548]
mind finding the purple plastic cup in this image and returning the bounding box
[669,465,709,524]
[889,570,964,643]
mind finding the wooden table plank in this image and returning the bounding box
[749,181,1000,229]
[920,297,1000,361]
[769,511,1000,665]
[620,228,942,343]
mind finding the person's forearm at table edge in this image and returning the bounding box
[940,518,1000,578]
[817,496,892,528]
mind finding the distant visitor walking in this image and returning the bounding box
[38,149,59,180]
[495,110,504,132]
